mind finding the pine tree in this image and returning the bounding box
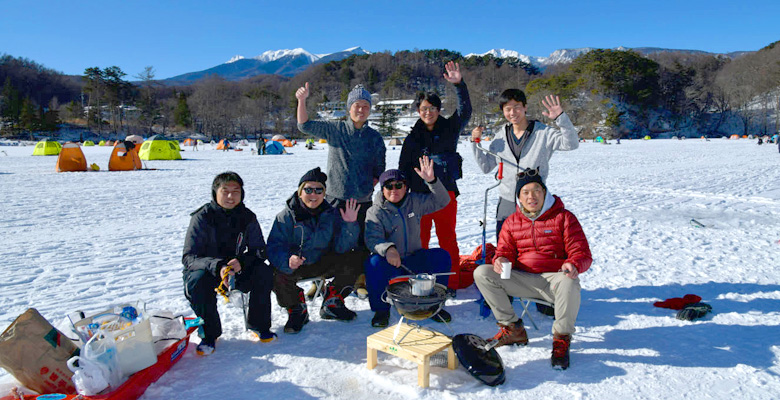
[19,97,36,132]
[174,92,192,128]
[1,77,21,123]
[376,105,398,137]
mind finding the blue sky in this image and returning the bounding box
[1,0,778,79]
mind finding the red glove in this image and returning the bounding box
[653,294,702,310]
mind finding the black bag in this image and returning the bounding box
[430,152,463,181]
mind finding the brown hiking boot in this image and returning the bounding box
[491,319,528,347]
[551,333,571,370]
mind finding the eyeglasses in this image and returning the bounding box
[302,187,324,194]
[419,106,439,113]
[383,181,406,190]
[517,168,539,179]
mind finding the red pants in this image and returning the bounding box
[420,191,459,289]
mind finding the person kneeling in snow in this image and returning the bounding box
[183,172,275,356]
[267,167,363,334]
[364,156,453,328]
[473,168,592,370]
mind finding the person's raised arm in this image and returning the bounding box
[444,61,472,130]
[542,94,579,151]
[296,82,310,124]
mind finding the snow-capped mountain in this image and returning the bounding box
[164,47,369,84]
[465,47,593,68]
[466,46,744,69]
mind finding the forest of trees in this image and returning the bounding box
[1,41,778,140]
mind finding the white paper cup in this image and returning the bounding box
[501,262,512,279]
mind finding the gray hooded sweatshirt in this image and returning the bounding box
[471,112,579,203]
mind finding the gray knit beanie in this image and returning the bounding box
[347,84,372,110]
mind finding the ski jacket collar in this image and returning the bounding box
[516,191,558,221]
[285,192,332,222]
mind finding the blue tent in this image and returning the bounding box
[265,140,285,155]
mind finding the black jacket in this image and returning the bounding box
[182,201,267,276]
[399,81,472,195]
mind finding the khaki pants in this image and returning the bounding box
[473,264,581,335]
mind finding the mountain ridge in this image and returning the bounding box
[162,45,747,84]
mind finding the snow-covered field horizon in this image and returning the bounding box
[1,138,779,399]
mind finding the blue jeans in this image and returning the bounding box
[365,248,451,312]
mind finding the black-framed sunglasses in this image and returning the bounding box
[383,181,406,190]
[302,187,324,194]
[517,168,539,179]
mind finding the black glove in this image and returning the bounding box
[676,302,712,321]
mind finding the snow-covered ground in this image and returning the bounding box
[1,138,780,399]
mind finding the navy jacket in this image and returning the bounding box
[267,193,360,275]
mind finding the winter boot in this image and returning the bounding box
[320,285,357,321]
[250,330,278,343]
[551,332,571,370]
[371,310,390,328]
[196,339,216,356]
[490,319,529,347]
[284,304,309,334]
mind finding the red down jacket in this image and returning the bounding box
[495,195,592,274]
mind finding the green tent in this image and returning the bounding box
[83,140,95,146]
[139,135,182,160]
[32,139,61,156]
[643,135,652,140]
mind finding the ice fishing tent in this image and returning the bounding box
[730,134,739,139]
[183,138,196,146]
[239,139,249,146]
[595,136,604,143]
[282,139,294,147]
[139,135,182,160]
[125,135,144,145]
[109,142,143,171]
[318,139,327,143]
[83,140,95,146]
[388,138,403,146]
[643,135,652,140]
[272,134,286,141]
[265,140,285,155]
[99,140,107,146]
[32,139,61,156]
[105,140,115,146]
[55,142,87,172]
[216,139,232,150]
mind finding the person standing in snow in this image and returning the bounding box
[182,172,275,355]
[471,89,579,240]
[267,167,364,334]
[473,169,592,370]
[398,61,471,289]
[364,157,454,328]
[295,82,386,298]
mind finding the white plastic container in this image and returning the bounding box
[108,318,157,377]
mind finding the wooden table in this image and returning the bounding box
[366,323,457,388]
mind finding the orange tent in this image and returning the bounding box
[282,139,294,147]
[730,134,739,139]
[56,142,88,172]
[216,139,232,150]
[109,142,143,171]
[742,135,748,139]
[183,138,196,146]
